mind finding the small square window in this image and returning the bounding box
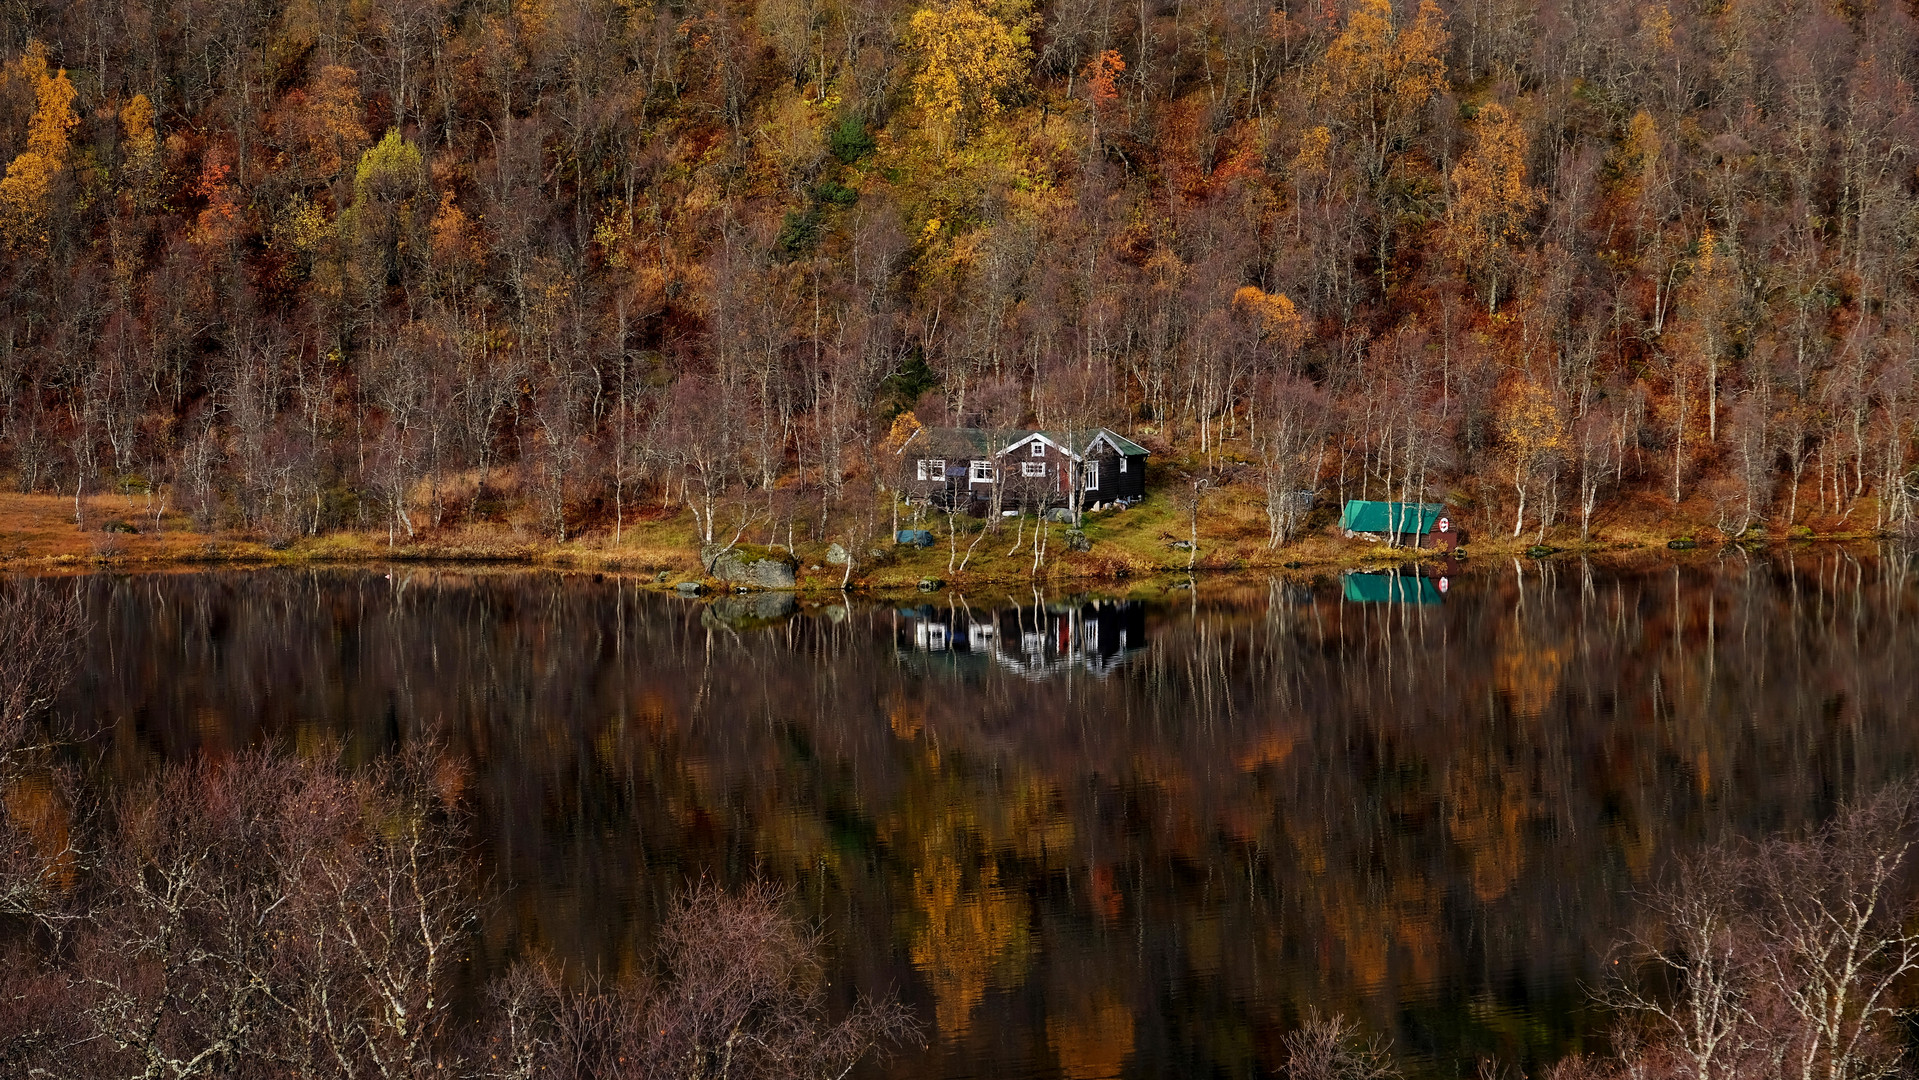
[1030,441,1046,457]
[1023,461,1045,477]
[929,459,946,478]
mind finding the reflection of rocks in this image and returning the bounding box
[700,544,798,589]
[700,591,798,630]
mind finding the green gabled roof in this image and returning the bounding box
[905,426,1152,460]
[899,427,999,456]
[1089,429,1149,456]
[1339,500,1446,534]
[1342,572,1444,605]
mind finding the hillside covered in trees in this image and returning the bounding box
[1,0,1916,553]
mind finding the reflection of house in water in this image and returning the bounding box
[1342,569,1450,605]
[896,600,1148,678]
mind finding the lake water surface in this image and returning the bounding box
[51,550,1919,1079]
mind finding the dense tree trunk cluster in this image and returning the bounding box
[5,0,1919,541]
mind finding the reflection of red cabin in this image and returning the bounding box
[896,427,1149,509]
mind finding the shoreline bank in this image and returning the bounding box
[0,491,1894,593]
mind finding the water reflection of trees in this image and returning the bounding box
[52,550,1919,1077]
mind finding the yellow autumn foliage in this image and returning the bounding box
[1640,1,1675,51]
[1449,103,1541,311]
[0,42,78,248]
[119,93,158,168]
[1290,124,1331,178]
[1498,377,1567,464]
[1612,109,1660,199]
[312,65,371,176]
[1325,0,1449,101]
[883,409,924,452]
[906,0,1033,132]
[1680,225,1737,333]
[1319,0,1448,177]
[1232,286,1308,350]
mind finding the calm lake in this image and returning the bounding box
[49,550,1919,1079]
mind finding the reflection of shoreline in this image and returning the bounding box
[896,600,1148,679]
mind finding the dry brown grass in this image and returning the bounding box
[0,493,280,565]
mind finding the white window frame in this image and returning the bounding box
[1030,440,1046,457]
[1022,461,1045,477]
[929,458,946,479]
[969,460,994,484]
[1086,461,1099,489]
[916,459,927,481]
[1119,456,1128,473]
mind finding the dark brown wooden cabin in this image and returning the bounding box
[896,426,1151,510]
[996,431,1078,509]
[1082,429,1149,503]
[897,427,1002,507]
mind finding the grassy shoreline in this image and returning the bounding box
[0,490,1893,593]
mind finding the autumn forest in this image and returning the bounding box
[1,0,1917,549]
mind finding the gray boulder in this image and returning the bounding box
[674,581,704,595]
[700,544,799,589]
[825,542,849,565]
[702,592,798,629]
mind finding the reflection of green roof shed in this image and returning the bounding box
[1338,501,1457,548]
[1342,572,1444,605]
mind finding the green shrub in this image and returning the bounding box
[776,206,822,257]
[828,116,876,163]
[815,177,858,206]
